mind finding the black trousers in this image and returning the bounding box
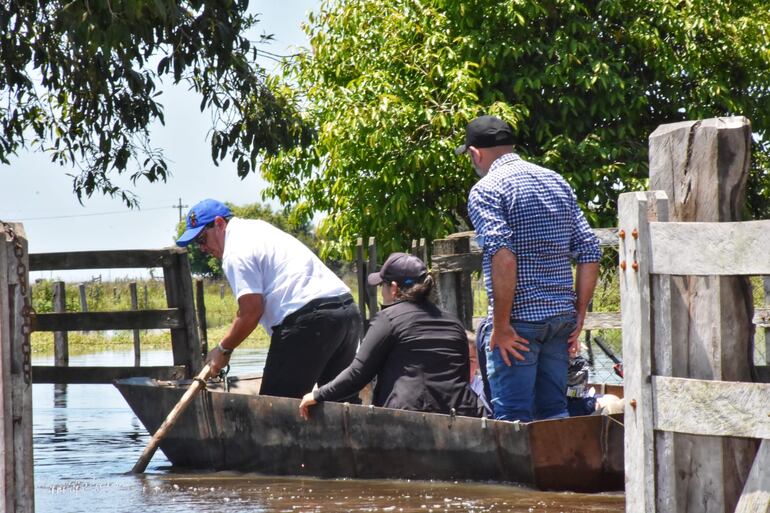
[260,293,362,401]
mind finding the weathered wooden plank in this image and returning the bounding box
[619,190,668,513]
[162,252,203,377]
[367,237,378,319]
[32,365,186,384]
[194,278,208,356]
[53,281,68,367]
[734,439,770,513]
[0,222,34,513]
[432,235,474,329]
[648,220,770,276]
[652,376,770,438]
[33,309,184,331]
[582,311,621,330]
[29,247,183,271]
[649,117,756,513]
[764,276,770,365]
[130,282,141,366]
[355,238,367,326]
[431,253,482,273]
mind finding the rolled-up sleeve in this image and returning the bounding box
[569,194,601,263]
[468,183,516,258]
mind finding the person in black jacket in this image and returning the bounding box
[299,252,479,419]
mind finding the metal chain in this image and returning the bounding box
[1,221,34,384]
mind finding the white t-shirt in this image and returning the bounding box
[222,218,350,335]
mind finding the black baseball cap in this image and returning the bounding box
[454,115,515,155]
[367,252,428,287]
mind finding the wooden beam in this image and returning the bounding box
[649,220,770,276]
[431,253,482,273]
[32,365,186,384]
[652,376,770,438]
[355,238,368,327]
[583,311,621,330]
[29,247,184,271]
[33,309,184,331]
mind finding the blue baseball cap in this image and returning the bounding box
[176,199,232,247]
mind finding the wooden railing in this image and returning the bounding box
[29,247,203,384]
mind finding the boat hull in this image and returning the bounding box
[115,376,623,492]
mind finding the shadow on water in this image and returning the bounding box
[33,348,624,513]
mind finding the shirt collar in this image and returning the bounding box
[488,152,520,174]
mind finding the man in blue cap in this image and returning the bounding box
[177,199,362,401]
[456,115,601,422]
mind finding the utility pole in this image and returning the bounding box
[174,198,188,222]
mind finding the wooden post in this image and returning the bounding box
[53,281,68,368]
[355,238,368,328]
[431,234,474,329]
[162,248,203,377]
[143,284,149,308]
[0,222,35,512]
[195,278,208,356]
[367,237,378,319]
[129,282,141,367]
[78,283,89,334]
[764,276,770,366]
[219,283,225,300]
[648,117,756,513]
[618,191,668,513]
[418,237,427,264]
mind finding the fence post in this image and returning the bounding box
[367,237,378,319]
[162,248,203,377]
[195,278,208,356]
[0,222,35,512]
[764,276,770,366]
[78,283,89,334]
[53,281,69,369]
[648,116,755,512]
[129,282,140,367]
[356,238,368,328]
[431,234,474,329]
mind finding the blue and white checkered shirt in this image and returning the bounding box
[468,153,601,322]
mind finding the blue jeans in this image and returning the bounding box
[482,314,575,422]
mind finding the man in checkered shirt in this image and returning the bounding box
[456,115,601,422]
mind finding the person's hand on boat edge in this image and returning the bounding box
[299,393,317,420]
[205,342,233,377]
[489,324,529,366]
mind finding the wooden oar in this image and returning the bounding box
[131,363,212,473]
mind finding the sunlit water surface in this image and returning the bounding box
[33,348,624,512]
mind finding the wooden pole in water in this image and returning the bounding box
[131,363,212,473]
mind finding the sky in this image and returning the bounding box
[0,1,319,281]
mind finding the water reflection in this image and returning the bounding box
[33,348,624,513]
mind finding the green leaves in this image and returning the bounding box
[0,0,308,206]
[261,0,770,259]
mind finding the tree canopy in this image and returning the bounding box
[177,202,317,277]
[262,0,770,259]
[1,1,311,205]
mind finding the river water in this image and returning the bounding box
[32,348,624,513]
